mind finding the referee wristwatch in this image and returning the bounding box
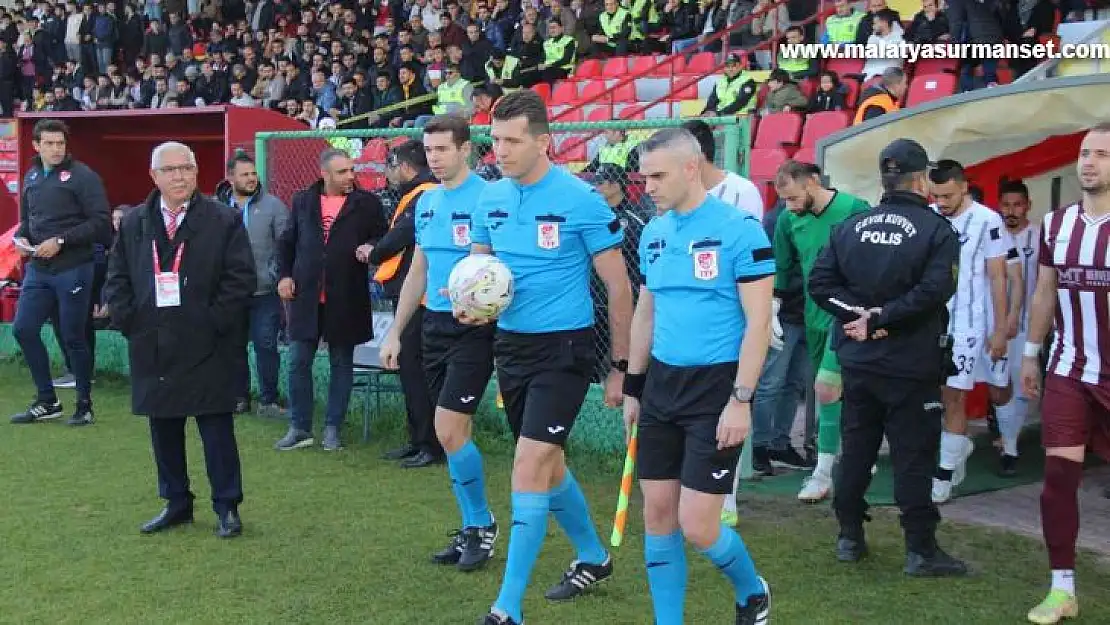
[732,385,754,403]
[611,359,628,373]
[55,237,64,247]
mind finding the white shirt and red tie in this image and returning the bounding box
[155,200,188,308]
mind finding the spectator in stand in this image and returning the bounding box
[853,66,906,125]
[762,68,808,114]
[462,22,494,80]
[333,78,371,125]
[147,75,172,107]
[777,25,819,81]
[822,0,866,45]
[589,0,631,57]
[538,19,576,84]
[702,53,757,116]
[298,96,330,128]
[510,20,543,74]
[854,0,889,44]
[486,48,522,89]
[1001,0,1058,77]
[723,0,762,56]
[946,0,1004,89]
[92,3,117,74]
[397,62,433,125]
[63,3,83,64]
[627,0,662,52]
[906,0,951,44]
[369,72,403,128]
[431,63,472,118]
[809,70,848,112]
[750,0,790,68]
[861,9,905,80]
[471,83,502,124]
[584,129,642,173]
[0,40,15,116]
[229,80,255,106]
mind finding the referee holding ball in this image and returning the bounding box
[473,90,634,625]
[807,138,968,576]
[624,128,774,625]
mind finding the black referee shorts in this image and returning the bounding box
[422,310,495,416]
[494,328,594,447]
[637,358,740,495]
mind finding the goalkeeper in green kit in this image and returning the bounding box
[772,161,871,503]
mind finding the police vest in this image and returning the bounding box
[374,182,439,285]
[852,92,899,125]
[485,55,519,84]
[629,0,660,41]
[433,79,470,115]
[599,8,629,41]
[716,72,755,114]
[825,12,865,44]
[543,35,576,71]
[598,140,637,168]
[777,54,809,75]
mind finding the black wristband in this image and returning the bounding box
[622,372,646,399]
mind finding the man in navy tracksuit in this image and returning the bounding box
[11,119,110,426]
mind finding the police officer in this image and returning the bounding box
[807,138,969,577]
[624,128,774,625]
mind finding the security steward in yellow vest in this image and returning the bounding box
[777,25,819,81]
[432,64,473,116]
[702,54,757,116]
[822,0,866,45]
[589,0,631,57]
[852,67,907,125]
[584,129,640,173]
[369,140,441,466]
[540,20,578,83]
[628,0,662,52]
[485,49,523,89]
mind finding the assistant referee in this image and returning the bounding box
[807,138,968,577]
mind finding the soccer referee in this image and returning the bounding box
[470,90,634,625]
[625,128,774,625]
[807,138,968,576]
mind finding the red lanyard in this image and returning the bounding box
[152,240,185,274]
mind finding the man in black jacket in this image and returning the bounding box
[807,138,967,577]
[374,139,441,468]
[275,148,390,452]
[11,119,110,427]
[104,141,255,538]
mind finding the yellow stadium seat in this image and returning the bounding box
[566,161,589,172]
[679,99,707,117]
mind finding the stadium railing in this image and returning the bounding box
[255,117,760,470]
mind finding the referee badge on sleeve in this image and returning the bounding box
[537,222,560,249]
[693,249,719,280]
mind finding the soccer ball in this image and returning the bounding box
[447,254,514,321]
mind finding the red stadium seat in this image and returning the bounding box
[995,67,1013,85]
[862,74,883,92]
[753,112,804,150]
[754,82,771,111]
[794,147,817,164]
[630,56,663,77]
[669,79,699,101]
[826,58,865,76]
[841,77,861,108]
[602,57,629,77]
[390,136,409,148]
[574,59,602,78]
[797,78,817,99]
[912,58,959,75]
[906,72,957,106]
[555,108,584,122]
[682,52,716,75]
[531,82,551,103]
[748,148,789,179]
[586,105,613,121]
[612,82,637,103]
[578,79,611,104]
[759,180,778,213]
[668,55,688,74]
[618,105,645,120]
[551,80,577,105]
[553,137,588,162]
[800,110,850,146]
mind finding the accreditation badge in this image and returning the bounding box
[693,249,719,281]
[537,222,560,250]
[452,222,471,247]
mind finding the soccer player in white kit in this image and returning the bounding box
[991,181,1039,476]
[928,160,1012,504]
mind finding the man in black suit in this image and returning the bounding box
[275,148,390,452]
[104,141,256,538]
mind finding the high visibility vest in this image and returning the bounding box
[852,92,899,125]
[777,54,809,75]
[543,35,576,71]
[715,72,755,114]
[433,78,470,115]
[373,182,439,284]
[485,55,520,83]
[825,12,865,44]
[599,140,636,168]
[599,8,629,41]
[629,0,659,41]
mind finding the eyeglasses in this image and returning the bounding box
[156,164,197,176]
